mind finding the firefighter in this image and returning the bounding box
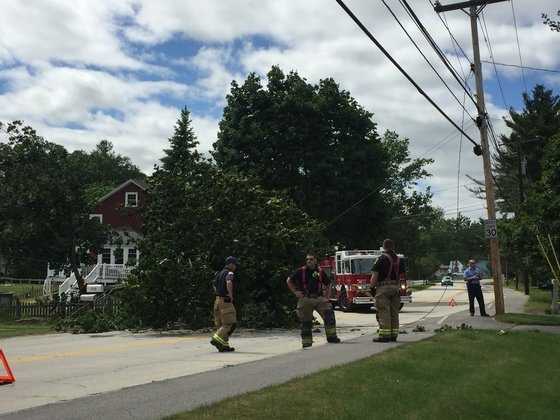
[287,253,341,348]
[371,239,403,342]
[210,256,238,352]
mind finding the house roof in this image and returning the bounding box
[97,179,148,203]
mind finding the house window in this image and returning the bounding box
[102,248,111,264]
[89,214,103,223]
[125,192,138,207]
[114,248,124,265]
[127,248,137,265]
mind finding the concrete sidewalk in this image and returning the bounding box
[0,331,433,420]
[424,286,560,334]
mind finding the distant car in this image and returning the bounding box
[441,276,453,286]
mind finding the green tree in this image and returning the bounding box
[213,67,431,248]
[542,11,560,32]
[71,140,144,206]
[0,121,109,285]
[126,109,328,328]
[491,85,560,212]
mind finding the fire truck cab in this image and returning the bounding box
[320,249,412,312]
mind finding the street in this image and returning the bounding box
[0,281,495,416]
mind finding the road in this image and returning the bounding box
[0,281,497,417]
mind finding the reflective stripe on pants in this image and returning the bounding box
[296,296,338,344]
[375,284,400,338]
[213,297,237,344]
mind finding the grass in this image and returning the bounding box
[0,320,54,339]
[496,313,560,326]
[168,330,560,420]
[0,283,43,303]
[525,288,555,314]
[505,283,556,315]
[410,282,435,291]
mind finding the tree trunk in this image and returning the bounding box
[70,239,86,294]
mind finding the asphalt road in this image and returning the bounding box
[0,281,500,418]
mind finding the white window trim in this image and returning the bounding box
[125,192,139,208]
[89,214,103,223]
[101,247,112,264]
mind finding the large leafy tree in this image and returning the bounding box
[71,140,145,206]
[126,108,327,328]
[213,67,432,248]
[0,121,108,283]
[0,121,145,285]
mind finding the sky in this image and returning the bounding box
[1,0,559,219]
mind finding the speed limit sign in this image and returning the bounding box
[485,219,498,239]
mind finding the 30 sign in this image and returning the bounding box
[485,219,498,239]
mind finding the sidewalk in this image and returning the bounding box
[429,286,560,335]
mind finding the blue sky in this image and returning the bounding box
[0,0,558,217]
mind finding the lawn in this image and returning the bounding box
[525,288,556,314]
[0,283,43,303]
[496,313,560,326]
[0,321,54,339]
[168,330,560,420]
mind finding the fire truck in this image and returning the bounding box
[319,249,412,312]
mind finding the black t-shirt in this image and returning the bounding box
[214,268,235,297]
[290,267,329,295]
[373,252,404,283]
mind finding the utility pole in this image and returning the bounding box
[434,0,508,315]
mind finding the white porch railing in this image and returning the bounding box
[55,263,134,298]
[99,264,134,281]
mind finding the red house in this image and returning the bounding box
[89,179,148,266]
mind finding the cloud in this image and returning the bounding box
[0,0,143,69]
[0,64,190,126]
[1,0,558,219]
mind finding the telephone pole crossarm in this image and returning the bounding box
[434,0,509,13]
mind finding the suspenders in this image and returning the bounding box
[381,253,400,283]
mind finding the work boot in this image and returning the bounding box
[373,337,391,343]
[481,313,490,317]
[210,337,225,352]
[219,345,235,352]
[327,336,341,343]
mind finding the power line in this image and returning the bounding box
[399,0,478,109]
[426,0,471,65]
[456,91,466,220]
[334,0,480,148]
[510,0,528,94]
[419,120,476,158]
[387,205,487,223]
[326,122,474,228]
[381,0,476,122]
[442,12,471,85]
[481,60,560,74]
[480,11,508,110]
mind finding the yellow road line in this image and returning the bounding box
[14,336,204,364]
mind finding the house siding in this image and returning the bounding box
[94,182,145,232]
